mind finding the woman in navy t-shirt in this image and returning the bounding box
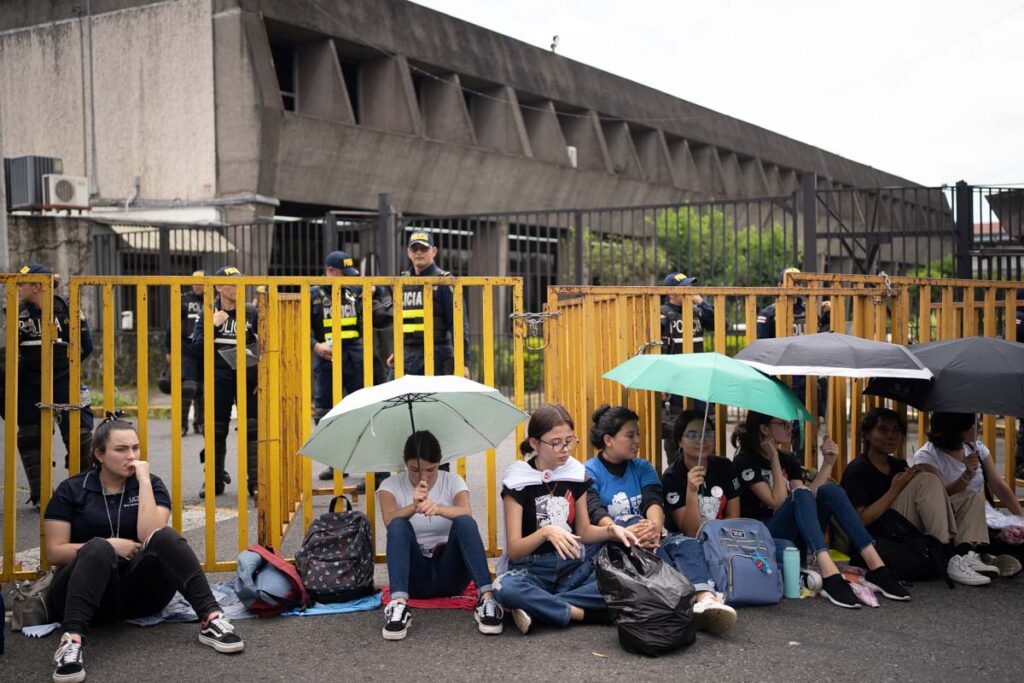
[44,415,243,683]
[731,410,910,609]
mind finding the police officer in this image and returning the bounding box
[659,272,715,464]
[191,266,258,498]
[312,251,382,481]
[756,267,830,450]
[14,263,95,506]
[165,270,205,436]
[386,231,469,378]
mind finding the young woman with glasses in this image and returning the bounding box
[732,410,910,609]
[493,404,636,634]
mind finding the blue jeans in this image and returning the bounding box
[386,515,493,601]
[766,484,874,556]
[493,551,606,626]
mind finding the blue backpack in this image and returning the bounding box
[698,519,782,607]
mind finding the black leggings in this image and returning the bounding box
[47,527,220,636]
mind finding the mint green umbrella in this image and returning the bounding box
[603,352,813,423]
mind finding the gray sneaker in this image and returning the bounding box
[979,553,1022,578]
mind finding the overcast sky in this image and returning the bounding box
[413,0,1023,187]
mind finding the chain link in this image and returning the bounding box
[509,311,561,350]
[872,271,897,305]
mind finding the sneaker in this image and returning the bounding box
[511,608,532,635]
[980,553,1023,578]
[382,601,412,640]
[947,554,992,586]
[800,568,823,592]
[53,633,85,683]
[692,592,737,635]
[863,566,911,601]
[820,574,862,609]
[198,478,226,499]
[962,550,999,577]
[474,596,504,635]
[198,614,244,653]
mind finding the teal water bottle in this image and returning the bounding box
[783,546,801,599]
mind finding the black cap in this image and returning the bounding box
[407,231,434,248]
[324,251,359,276]
[662,272,697,287]
[214,266,241,277]
[19,263,53,274]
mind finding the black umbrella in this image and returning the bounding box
[735,331,932,379]
[863,336,1024,416]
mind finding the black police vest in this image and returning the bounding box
[181,291,203,342]
[660,303,705,354]
[211,304,258,370]
[18,296,76,377]
[400,267,452,345]
[312,286,360,345]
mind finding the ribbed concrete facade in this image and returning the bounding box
[0,0,922,222]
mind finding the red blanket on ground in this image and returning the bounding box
[379,583,478,610]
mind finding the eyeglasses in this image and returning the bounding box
[538,436,580,451]
[769,419,793,429]
[683,430,715,442]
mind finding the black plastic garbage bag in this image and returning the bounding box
[595,544,696,657]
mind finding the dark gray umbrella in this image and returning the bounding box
[735,331,933,379]
[863,336,1024,416]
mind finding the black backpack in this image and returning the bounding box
[868,510,952,587]
[295,496,375,603]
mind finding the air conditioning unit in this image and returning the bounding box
[42,174,90,210]
[4,155,63,209]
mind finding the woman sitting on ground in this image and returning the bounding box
[732,410,910,609]
[910,411,1024,580]
[377,430,503,640]
[45,415,243,683]
[585,405,736,634]
[840,408,1005,585]
[494,404,636,634]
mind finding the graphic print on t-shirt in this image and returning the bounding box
[608,490,640,519]
[697,488,724,522]
[535,491,575,531]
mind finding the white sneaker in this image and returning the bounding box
[382,601,412,640]
[474,597,504,635]
[979,553,1023,578]
[947,554,992,586]
[692,592,737,635]
[962,550,999,576]
[511,608,532,635]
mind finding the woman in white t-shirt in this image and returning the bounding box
[912,412,1024,581]
[377,431,502,641]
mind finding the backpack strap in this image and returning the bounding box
[329,495,353,513]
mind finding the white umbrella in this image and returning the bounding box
[298,374,528,473]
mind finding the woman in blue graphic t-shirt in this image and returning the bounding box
[584,404,736,635]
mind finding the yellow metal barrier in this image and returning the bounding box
[544,284,890,476]
[2,275,524,580]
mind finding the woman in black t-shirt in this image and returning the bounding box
[493,404,635,635]
[44,416,243,683]
[661,410,741,537]
[731,410,910,609]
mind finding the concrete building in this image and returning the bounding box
[1,0,947,283]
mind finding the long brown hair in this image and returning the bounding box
[519,403,575,456]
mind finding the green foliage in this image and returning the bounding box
[906,254,956,279]
[654,206,799,286]
[561,227,667,285]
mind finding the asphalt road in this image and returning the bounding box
[3,573,1023,682]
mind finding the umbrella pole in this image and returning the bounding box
[696,401,712,495]
[406,400,421,473]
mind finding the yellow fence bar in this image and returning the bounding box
[201,283,216,571]
[422,284,435,376]
[299,286,314,533]
[453,284,467,479]
[330,281,344,497]
[481,285,498,555]
[169,285,183,532]
[136,285,149,460]
[102,284,115,416]
[38,277,55,568]
[4,282,21,581]
[68,286,82,475]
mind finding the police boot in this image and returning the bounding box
[246,418,259,499]
[199,422,229,499]
[17,426,43,507]
[180,381,197,436]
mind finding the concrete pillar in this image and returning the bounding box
[719,151,742,197]
[471,219,510,335]
[559,110,612,173]
[359,54,422,135]
[295,39,354,123]
[632,129,674,185]
[419,73,476,145]
[468,86,531,156]
[601,121,643,179]
[667,137,700,193]
[763,163,785,195]
[520,100,570,165]
[739,157,770,197]
[690,144,727,196]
